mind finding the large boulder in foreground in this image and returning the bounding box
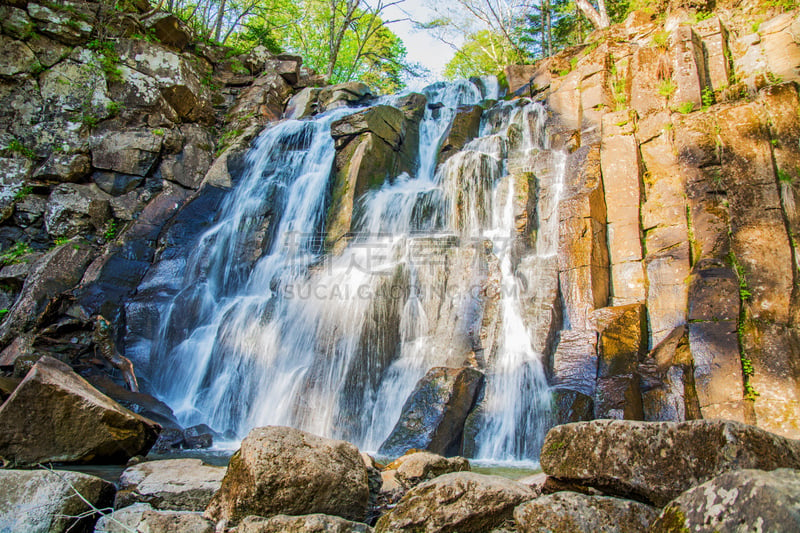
[514,491,659,533]
[115,458,225,511]
[203,426,369,525]
[0,469,115,533]
[236,514,373,533]
[379,367,484,457]
[374,472,534,533]
[94,503,213,533]
[0,356,160,466]
[651,468,800,533]
[540,419,800,506]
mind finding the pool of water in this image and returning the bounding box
[58,448,540,486]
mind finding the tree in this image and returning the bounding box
[574,0,609,28]
[443,29,525,78]
[279,0,414,91]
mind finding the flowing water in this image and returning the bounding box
[146,79,562,462]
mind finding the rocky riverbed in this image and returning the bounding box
[2,419,800,532]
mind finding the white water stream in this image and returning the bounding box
[148,79,561,462]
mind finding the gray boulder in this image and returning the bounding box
[237,514,373,533]
[0,356,160,466]
[94,503,213,533]
[651,468,800,532]
[375,472,534,533]
[540,419,800,506]
[514,491,659,533]
[0,469,115,533]
[44,183,111,239]
[115,458,225,511]
[203,426,369,525]
[393,451,471,489]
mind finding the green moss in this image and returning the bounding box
[656,507,691,533]
[658,79,676,98]
[7,139,36,159]
[0,242,32,266]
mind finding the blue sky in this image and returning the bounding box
[381,0,460,88]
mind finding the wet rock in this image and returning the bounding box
[374,472,534,533]
[85,373,180,429]
[237,514,373,533]
[45,183,111,239]
[183,424,213,449]
[284,86,321,119]
[651,468,800,532]
[540,419,800,506]
[115,458,225,511]
[94,502,214,533]
[0,238,96,348]
[331,105,406,148]
[319,82,373,111]
[438,105,482,165]
[151,428,185,454]
[514,491,659,533]
[0,356,159,465]
[204,426,369,525]
[0,469,115,533]
[393,452,471,489]
[379,367,484,458]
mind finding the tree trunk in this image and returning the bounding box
[575,0,609,29]
[214,0,227,42]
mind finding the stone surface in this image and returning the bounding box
[651,468,800,533]
[0,239,96,348]
[94,502,214,533]
[115,458,224,511]
[0,469,115,533]
[91,129,163,177]
[236,514,373,533]
[45,183,111,239]
[379,366,484,458]
[374,472,534,533]
[0,356,160,465]
[540,419,800,506]
[204,426,369,525]
[393,452,471,489]
[514,491,659,533]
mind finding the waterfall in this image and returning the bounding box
[145,78,561,462]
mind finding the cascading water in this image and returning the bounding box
[145,77,562,462]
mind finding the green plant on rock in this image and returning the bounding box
[216,129,243,156]
[689,10,713,23]
[7,139,36,159]
[87,39,122,82]
[105,101,123,117]
[778,167,797,214]
[701,87,714,110]
[13,186,33,202]
[766,71,784,84]
[658,78,676,98]
[676,101,695,114]
[652,31,669,49]
[104,219,119,241]
[0,242,32,266]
